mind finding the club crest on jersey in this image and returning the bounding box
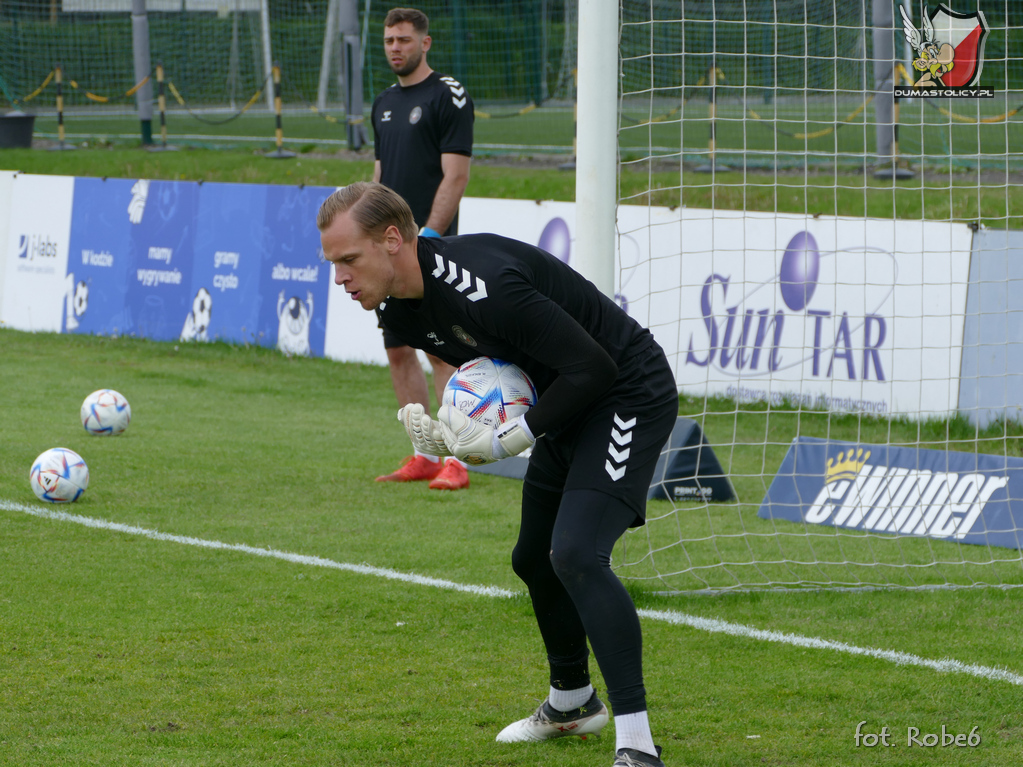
[409,106,422,124]
[452,325,477,347]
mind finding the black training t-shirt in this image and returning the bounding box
[371,71,474,235]
[376,234,659,438]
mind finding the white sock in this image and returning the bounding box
[548,684,593,712]
[615,711,657,757]
[414,449,440,462]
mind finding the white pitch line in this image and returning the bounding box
[0,499,516,599]
[5,498,1022,687]
[638,608,1023,687]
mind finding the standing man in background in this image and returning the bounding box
[371,6,475,490]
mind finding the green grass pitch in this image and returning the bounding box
[2,330,1022,766]
[2,147,1023,764]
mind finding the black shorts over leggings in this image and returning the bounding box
[512,346,678,715]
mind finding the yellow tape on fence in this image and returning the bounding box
[929,103,1021,124]
[474,102,538,119]
[894,64,1021,124]
[61,74,150,104]
[650,105,682,124]
[167,81,187,106]
[125,76,150,98]
[163,78,267,126]
[308,105,340,124]
[240,87,264,114]
[22,70,54,102]
[747,93,874,140]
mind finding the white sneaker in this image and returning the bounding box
[613,745,664,766]
[495,691,609,742]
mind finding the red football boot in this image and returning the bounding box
[376,455,444,483]
[428,459,470,490]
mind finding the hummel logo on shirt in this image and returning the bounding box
[431,254,487,302]
[440,76,467,109]
[605,413,636,481]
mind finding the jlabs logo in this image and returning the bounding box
[685,231,892,382]
[17,234,59,261]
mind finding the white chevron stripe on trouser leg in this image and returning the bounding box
[605,413,636,481]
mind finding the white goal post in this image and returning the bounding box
[574,0,618,298]
[582,0,1023,592]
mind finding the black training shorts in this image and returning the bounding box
[524,346,679,525]
[380,320,405,350]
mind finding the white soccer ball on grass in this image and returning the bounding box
[30,447,90,503]
[81,389,132,435]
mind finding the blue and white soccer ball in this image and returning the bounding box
[442,357,537,429]
[30,447,90,503]
[81,389,132,436]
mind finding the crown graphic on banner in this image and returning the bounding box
[824,448,871,484]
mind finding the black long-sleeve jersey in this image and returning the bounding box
[372,71,474,235]
[376,233,661,438]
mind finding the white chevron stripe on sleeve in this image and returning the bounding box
[445,261,460,284]
[465,277,488,302]
[432,254,445,278]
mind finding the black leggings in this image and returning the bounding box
[511,482,647,715]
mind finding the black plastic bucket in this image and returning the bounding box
[0,112,35,148]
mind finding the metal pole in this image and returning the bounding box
[157,63,167,145]
[56,65,65,146]
[131,0,154,145]
[147,62,178,152]
[317,0,340,111]
[48,64,76,151]
[871,0,896,177]
[339,0,366,149]
[260,0,274,112]
[266,62,296,158]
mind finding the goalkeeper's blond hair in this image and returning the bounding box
[316,182,418,243]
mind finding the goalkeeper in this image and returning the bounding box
[317,182,678,767]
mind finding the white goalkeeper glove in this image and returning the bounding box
[436,405,535,466]
[397,403,452,457]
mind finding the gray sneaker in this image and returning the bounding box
[613,745,665,767]
[495,691,609,742]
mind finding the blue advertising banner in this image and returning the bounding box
[759,437,1023,549]
[126,180,198,342]
[258,185,334,357]
[189,182,268,344]
[65,177,135,336]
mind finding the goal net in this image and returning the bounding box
[0,0,580,153]
[614,0,1023,592]
[0,0,272,116]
